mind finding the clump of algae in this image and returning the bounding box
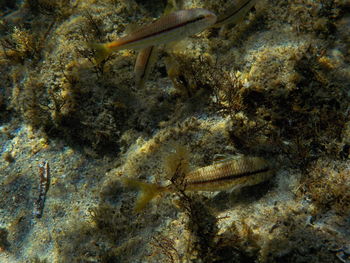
[298,159,350,216]
[55,202,150,262]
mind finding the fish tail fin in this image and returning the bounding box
[89,42,112,64]
[122,178,165,212]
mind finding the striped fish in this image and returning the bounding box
[134,46,157,89]
[90,8,217,64]
[184,156,272,191]
[122,156,273,211]
[212,0,258,28]
[132,0,178,89]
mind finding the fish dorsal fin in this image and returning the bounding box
[125,23,141,34]
[212,154,235,163]
[212,154,247,164]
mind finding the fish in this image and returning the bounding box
[122,156,273,211]
[90,8,217,64]
[33,161,50,218]
[134,46,157,89]
[132,0,178,89]
[212,0,258,28]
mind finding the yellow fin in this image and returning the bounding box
[122,178,164,212]
[88,42,111,65]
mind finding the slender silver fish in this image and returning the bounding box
[132,1,178,89]
[90,8,217,64]
[213,0,258,28]
[33,161,50,218]
[134,46,157,88]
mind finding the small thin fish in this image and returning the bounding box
[212,0,258,28]
[132,0,178,89]
[33,161,50,218]
[90,8,217,64]
[134,46,157,88]
[123,156,273,211]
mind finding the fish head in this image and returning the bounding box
[193,8,217,28]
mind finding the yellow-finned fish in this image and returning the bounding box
[90,8,217,64]
[212,0,258,28]
[123,156,273,211]
[132,0,178,89]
